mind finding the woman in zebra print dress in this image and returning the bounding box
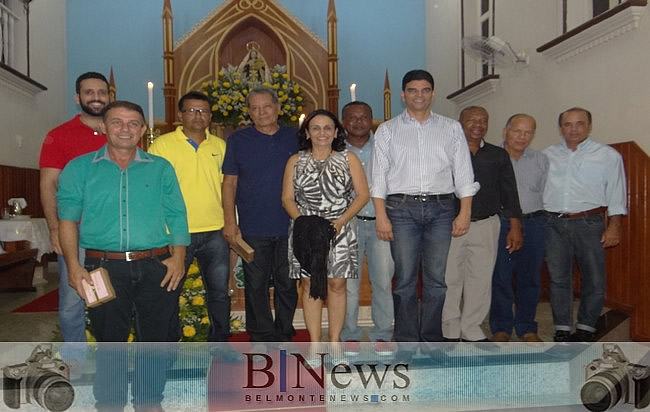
[282,109,369,343]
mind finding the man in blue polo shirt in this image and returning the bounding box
[222,86,298,343]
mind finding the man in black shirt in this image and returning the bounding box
[441,106,522,342]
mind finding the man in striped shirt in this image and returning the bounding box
[371,70,479,357]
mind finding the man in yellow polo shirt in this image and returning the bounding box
[149,91,230,344]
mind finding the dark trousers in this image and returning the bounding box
[85,254,175,410]
[490,215,546,336]
[242,236,298,341]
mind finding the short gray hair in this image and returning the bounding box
[246,86,279,106]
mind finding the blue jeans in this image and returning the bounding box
[341,218,394,342]
[58,249,87,365]
[85,254,176,410]
[243,236,297,341]
[545,214,606,333]
[387,195,456,342]
[490,215,546,336]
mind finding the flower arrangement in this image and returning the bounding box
[200,64,304,128]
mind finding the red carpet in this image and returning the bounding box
[12,288,59,313]
[228,328,311,342]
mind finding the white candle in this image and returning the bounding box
[147,82,154,130]
[299,114,305,128]
[350,83,356,102]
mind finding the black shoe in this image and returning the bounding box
[570,329,596,342]
[442,337,461,342]
[553,330,571,342]
[461,338,490,342]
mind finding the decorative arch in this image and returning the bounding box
[166,0,334,128]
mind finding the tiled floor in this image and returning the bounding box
[0,263,602,342]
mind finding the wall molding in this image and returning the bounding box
[447,74,500,106]
[0,63,47,97]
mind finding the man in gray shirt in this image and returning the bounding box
[490,114,548,342]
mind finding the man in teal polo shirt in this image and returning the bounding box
[58,100,189,411]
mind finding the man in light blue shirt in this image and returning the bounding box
[340,101,394,356]
[543,107,626,342]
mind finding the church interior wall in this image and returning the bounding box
[65,0,425,121]
[0,0,67,169]
[425,0,650,153]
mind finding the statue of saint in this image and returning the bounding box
[237,41,270,84]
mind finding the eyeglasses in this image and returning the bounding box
[182,108,211,116]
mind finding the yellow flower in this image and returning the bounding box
[192,296,204,306]
[222,111,229,116]
[127,333,135,343]
[201,81,208,88]
[282,84,288,90]
[280,95,288,102]
[242,107,248,113]
[183,326,196,337]
[272,84,279,89]
[231,319,242,329]
[202,91,209,96]
[179,296,187,305]
[284,104,291,110]
[296,96,303,102]
[297,106,303,111]
[227,105,233,110]
[212,80,219,87]
[187,263,200,275]
[224,97,232,103]
[239,97,245,102]
[290,115,297,121]
[218,71,225,77]
[282,73,288,79]
[192,277,203,288]
[211,91,217,97]
[233,72,240,77]
[293,86,300,93]
[279,111,284,115]
[234,79,240,85]
[223,81,231,88]
[220,94,228,101]
[262,82,270,87]
[85,329,96,342]
[242,89,248,95]
[273,72,279,78]
[201,316,210,325]
[278,91,284,96]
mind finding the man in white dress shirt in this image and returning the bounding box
[372,70,478,357]
[544,107,626,342]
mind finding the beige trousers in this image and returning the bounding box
[442,215,500,341]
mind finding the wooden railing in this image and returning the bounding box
[607,141,649,340]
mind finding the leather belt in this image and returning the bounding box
[522,210,545,219]
[471,214,496,222]
[387,193,454,202]
[546,206,607,219]
[356,216,376,221]
[86,247,169,261]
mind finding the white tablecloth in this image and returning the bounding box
[0,217,52,261]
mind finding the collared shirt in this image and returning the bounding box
[39,115,107,169]
[543,137,627,216]
[345,131,375,217]
[57,145,190,250]
[371,110,479,199]
[148,126,227,233]
[507,147,548,214]
[470,141,521,219]
[222,124,298,237]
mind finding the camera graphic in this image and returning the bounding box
[581,343,650,411]
[2,343,75,411]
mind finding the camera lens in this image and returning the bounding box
[32,373,75,412]
[581,370,627,412]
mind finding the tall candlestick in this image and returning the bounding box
[350,83,356,102]
[147,82,154,130]
[298,114,306,128]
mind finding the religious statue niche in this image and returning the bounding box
[199,42,305,129]
[237,41,270,84]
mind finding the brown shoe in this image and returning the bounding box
[522,332,542,342]
[491,331,510,342]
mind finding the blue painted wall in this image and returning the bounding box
[66,0,425,120]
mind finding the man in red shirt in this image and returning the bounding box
[39,72,109,350]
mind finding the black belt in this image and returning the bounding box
[387,193,454,202]
[86,247,169,261]
[471,214,496,222]
[546,206,607,219]
[356,216,376,221]
[522,210,545,219]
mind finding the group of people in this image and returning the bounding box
[40,68,626,409]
